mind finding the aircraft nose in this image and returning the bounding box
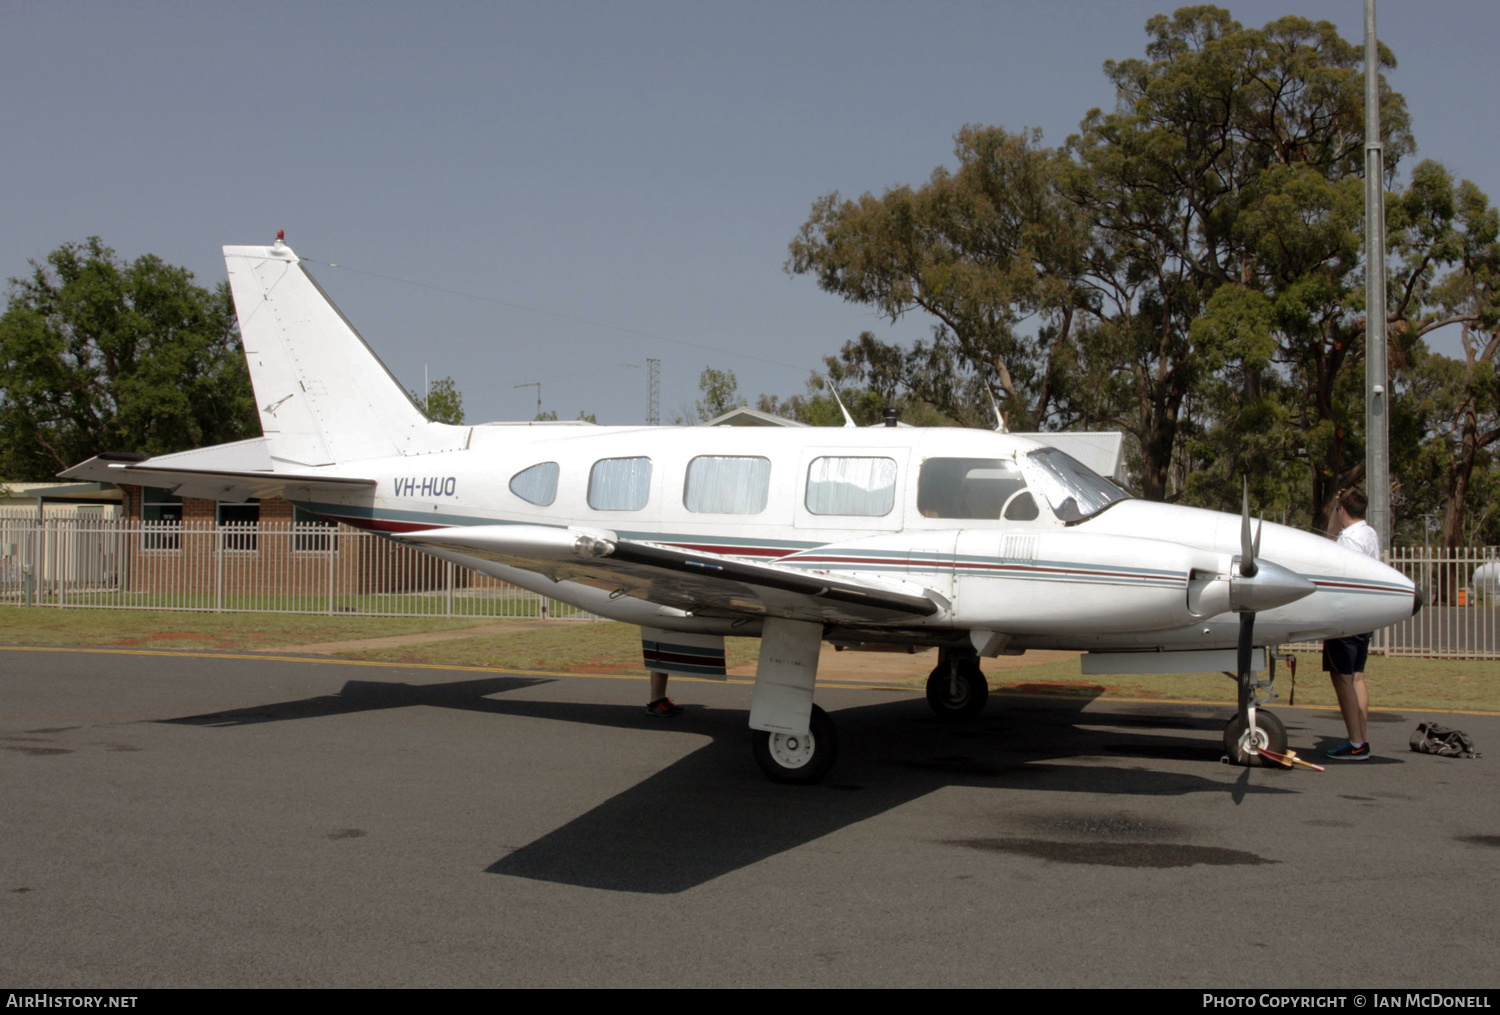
[1413,584,1426,617]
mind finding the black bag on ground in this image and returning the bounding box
[1410,722,1481,758]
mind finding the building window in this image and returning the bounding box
[218,500,260,552]
[683,456,770,514]
[805,457,897,517]
[293,505,337,553]
[509,462,560,506]
[141,487,182,551]
[588,457,652,511]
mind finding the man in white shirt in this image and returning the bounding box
[1323,488,1381,759]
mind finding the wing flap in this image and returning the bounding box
[402,525,941,625]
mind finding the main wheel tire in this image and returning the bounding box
[752,704,838,784]
[926,656,989,721]
[1223,709,1288,767]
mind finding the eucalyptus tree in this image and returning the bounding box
[785,125,1092,432]
[1389,166,1500,550]
[1066,7,1412,512]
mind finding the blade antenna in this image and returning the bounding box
[983,385,1008,433]
[828,383,857,428]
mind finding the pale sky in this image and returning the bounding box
[4,1,1495,426]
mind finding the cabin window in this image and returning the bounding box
[509,462,560,506]
[917,458,1037,520]
[683,456,770,514]
[588,457,653,511]
[805,457,897,517]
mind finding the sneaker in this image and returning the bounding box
[1325,740,1371,760]
[646,697,683,717]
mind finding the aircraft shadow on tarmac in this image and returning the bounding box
[160,674,1302,894]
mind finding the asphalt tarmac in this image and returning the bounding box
[2,646,1497,988]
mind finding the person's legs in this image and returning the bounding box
[646,670,682,716]
[1329,669,1368,745]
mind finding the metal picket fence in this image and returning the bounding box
[0,515,598,620]
[1,514,1495,655]
[1376,545,1500,659]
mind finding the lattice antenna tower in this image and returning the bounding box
[647,358,660,425]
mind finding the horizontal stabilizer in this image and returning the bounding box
[61,444,373,503]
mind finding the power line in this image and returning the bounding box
[298,254,813,375]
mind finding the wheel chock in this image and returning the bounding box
[1253,746,1325,772]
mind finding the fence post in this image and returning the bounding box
[445,559,455,616]
[327,531,336,615]
[48,518,58,604]
[215,524,223,613]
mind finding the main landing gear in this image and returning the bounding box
[925,648,989,721]
[752,704,838,784]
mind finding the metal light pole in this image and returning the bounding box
[1364,0,1390,551]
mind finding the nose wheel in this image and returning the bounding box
[752,704,838,784]
[925,651,989,721]
[1223,709,1287,767]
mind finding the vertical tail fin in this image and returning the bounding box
[224,240,465,467]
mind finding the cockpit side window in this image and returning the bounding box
[917,458,1036,520]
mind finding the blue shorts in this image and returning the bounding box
[1323,633,1372,675]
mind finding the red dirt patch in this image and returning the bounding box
[1002,682,1108,698]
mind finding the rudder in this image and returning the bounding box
[223,239,464,467]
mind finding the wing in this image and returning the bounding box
[401,524,942,626]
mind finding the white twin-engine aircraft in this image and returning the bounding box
[65,239,1422,783]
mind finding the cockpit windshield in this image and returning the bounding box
[1025,447,1130,522]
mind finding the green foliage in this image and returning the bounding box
[694,366,741,422]
[411,375,465,425]
[786,126,1090,432]
[775,5,1500,542]
[0,238,257,480]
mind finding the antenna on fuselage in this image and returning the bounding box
[829,383,857,428]
[984,385,1008,433]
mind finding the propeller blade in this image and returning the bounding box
[1239,479,1258,579]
